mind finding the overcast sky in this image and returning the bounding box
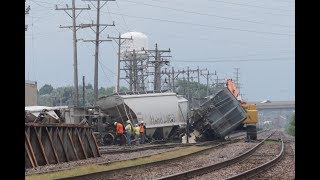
[25,0,295,101]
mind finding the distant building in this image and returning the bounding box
[25,80,38,106]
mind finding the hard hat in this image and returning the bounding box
[126,120,130,124]
[141,121,144,124]
[114,122,117,126]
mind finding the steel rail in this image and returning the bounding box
[98,131,248,154]
[56,138,243,179]
[156,130,276,180]
[225,137,284,180]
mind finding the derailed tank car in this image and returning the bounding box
[96,91,188,142]
[186,87,248,142]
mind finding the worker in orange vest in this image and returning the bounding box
[114,122,124,146]
[139,121,146,144]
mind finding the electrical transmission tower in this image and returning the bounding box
[234,67,241,94]
[143,43,171,91]
[56,1,91,107]
[234,67,245,99]
[121,49,149,91]
[107,33,132,92]
[81,0,115,103]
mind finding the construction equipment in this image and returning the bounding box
[226,79,258,140]
[184,79,258,143]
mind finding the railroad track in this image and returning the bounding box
[54,131,271,180]
[98,131,249,154]
[26,130,271,179]
[55,140,244,179]
[155,130,280,180]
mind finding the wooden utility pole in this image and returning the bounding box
[81,0,115,103]
[82,76,85,107]
[108,33,132,92]
[25,1,30,31]
[201,70,216,96]
[56,1,91,107]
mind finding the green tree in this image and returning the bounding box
[39,84,54,95]
[286,113,295,136]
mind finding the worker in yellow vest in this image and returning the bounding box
[133,124,140,145]
[125,120,133,145]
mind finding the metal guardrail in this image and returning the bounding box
[25,123,101,169]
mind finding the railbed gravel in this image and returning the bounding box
[252,132,295,180]
[96,141,259,180]
[190,132,282,179]
[25,146,183,175]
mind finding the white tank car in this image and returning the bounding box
[96,92,188,140]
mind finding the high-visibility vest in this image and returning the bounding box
[116,123,124,134]
[125,124,132,133]
[139,124,145,133]
[134,127,140,135]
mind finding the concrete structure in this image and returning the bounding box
[25,80,38,106]
[248,101,295,110]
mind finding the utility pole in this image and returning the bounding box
[201,70,217,96]
[56,1,91,107]
[108,33,132,92]
[186,66,190,143]
[186,67,207,107]
[25,1,30,31]
[83,76,85,107]
[81,0,115,103]
[143,43,171,91]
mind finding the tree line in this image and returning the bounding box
[37,80,226,106]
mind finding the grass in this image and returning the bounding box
[264,139,280,144]
[26,145,209,180]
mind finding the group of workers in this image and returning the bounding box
[114,120,146,146]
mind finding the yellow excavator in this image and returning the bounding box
[226,79,258,140]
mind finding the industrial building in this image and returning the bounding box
[25,80,37,106]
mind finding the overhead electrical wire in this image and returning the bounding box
[173,57,294,63]
[105,11,294,37]
[206,0,294,12]
[121,0,292,28]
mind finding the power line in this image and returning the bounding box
[121,0,292,28]
[173,57,294,63]
[29,0,53,9]
[173,50,294,61]
[106,11,294,37]
[207,0,294,12]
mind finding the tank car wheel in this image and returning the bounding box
[103,133,115,145]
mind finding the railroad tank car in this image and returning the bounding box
[96,91,188,141]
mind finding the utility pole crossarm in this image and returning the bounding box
[55,0,91,107]
[80,0,116,103]
[108,33,133,92]
[55,5,91,11]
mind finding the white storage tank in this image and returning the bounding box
[121,31,148,53]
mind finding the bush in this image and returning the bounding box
[286,113,295,136]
